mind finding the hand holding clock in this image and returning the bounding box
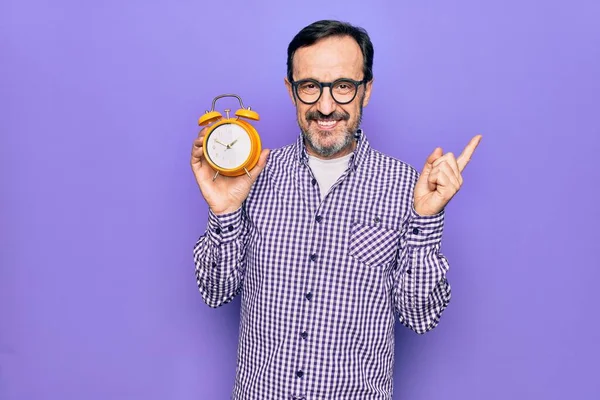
[191,125,270,215]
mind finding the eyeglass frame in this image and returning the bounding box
[290,77,369,105]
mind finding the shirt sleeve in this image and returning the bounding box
[193,206,250,308]
[393,204,452,334]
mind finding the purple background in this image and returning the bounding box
[2,0,599,399]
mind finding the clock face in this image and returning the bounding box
[205,123,252,170]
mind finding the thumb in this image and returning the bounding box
[415,147,443,196]
[420,147,443,176]
[248,148,271,178]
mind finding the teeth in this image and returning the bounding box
[317,120,337,126]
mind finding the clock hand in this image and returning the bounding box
[214,139,229,148]
[227,138,239,148]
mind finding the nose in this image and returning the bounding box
[316,86,336,116]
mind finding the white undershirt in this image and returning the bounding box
[307,152,353,200]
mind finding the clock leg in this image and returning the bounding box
[244,168,252,178]
[212,171,220,181]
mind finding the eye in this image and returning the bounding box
[300,83,316,90]
[332,83,352,96]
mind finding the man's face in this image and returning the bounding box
[285,35,373,159]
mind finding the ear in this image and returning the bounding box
[284,77,296,106]
[362,78,374,107]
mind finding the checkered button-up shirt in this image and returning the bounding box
[193,129,452,400]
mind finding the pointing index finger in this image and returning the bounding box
[457,134,482,172]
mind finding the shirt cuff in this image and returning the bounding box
[206,206,243,244]
[405,204,445,246]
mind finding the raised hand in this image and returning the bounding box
[413,135,482,216]
[190,126,270,215]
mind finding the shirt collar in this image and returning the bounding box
[295,128,371,172]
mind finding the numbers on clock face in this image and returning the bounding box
[206,123,252,170]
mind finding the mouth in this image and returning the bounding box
[314,119,341,130]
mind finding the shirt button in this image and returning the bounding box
[296,370,304,378]
[300,331,308,339]
[228,225,234,232]
[305,292,313,300]
[214,228,221,234]
[412,228,420,234]
[311,178,317,186]
[315,215,323,223]
[407,269,412,274]
[309,253,317,261]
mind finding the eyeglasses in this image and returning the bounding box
[290,78,367,105]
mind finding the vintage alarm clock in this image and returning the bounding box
[198,94,261,180]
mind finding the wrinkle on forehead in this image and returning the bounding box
[292,35,364,82]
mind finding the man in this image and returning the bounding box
[191,20,481,400]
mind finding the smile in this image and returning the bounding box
[315,119,340,130]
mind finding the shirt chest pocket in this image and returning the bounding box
[348,212,403,268]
